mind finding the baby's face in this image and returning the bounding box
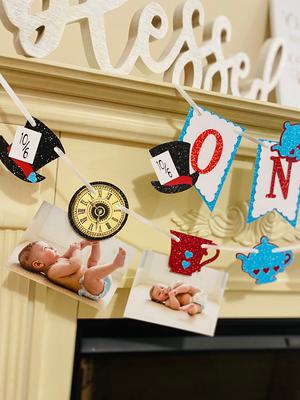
[152,284,170,302]
[30,241,59,268]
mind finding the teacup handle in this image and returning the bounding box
[284,253,292,265]
[199,249,220,268]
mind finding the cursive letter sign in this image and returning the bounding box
[2,0,285,101]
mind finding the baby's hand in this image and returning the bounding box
[70,242,81,252]
[80,240,98,249]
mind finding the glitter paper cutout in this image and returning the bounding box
[0,118,65,183]
[248,139,300,227]
[150,141,199,193]
[272,122,300,161]
[169,230,220,276]
[190,129,223,174]
[151,174,198,194]
[179,107,243,211]
[265,156,295,200]
[236,236,294,284]
[0,136,43,182]
[181,260,191,269]
[184,250,193,259]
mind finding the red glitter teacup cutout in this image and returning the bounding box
[169,230,220,276]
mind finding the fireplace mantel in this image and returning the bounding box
[1,56,300,400]
[1,56,300,151]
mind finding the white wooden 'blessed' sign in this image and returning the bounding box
[2,0,285,102]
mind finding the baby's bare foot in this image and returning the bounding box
[113,248,126,268]
[186,303,201,316]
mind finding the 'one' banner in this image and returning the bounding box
[248,139,300,227]
[179,107,243,211]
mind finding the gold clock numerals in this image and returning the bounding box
[68,181,129,240]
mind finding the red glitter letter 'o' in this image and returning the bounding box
[191,129,223,174]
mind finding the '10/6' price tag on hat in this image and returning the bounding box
[9,126,42,164]
[150,151,179,185]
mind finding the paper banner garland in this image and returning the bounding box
[0,118,65,183]
[236,236,294,284]
[179,107,243,211]
[149,91,300,226]
[248,123,300,227]
[149,141,198,193]
[169,230,220,275]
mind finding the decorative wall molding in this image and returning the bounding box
[172,201,300,245]
[2,0,285,102]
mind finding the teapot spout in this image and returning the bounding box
[236,253,247,262]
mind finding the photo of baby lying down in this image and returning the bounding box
[125,251,228,336]
[18,240,126,301]
[8,201,136,310]
[150,282,207,316]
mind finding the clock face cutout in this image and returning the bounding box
[68,181,129,240]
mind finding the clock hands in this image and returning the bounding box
[95,205,102,231]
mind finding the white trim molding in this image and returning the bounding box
[0,56,300,155]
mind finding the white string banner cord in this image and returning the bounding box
[54,147,97,195]
[233,126,269,148]
[116,204,180,243]
[272,244,300,253]
[175,84,202,116]
[175,84,269,148]
[0,73,36,127]
[202,242,300,254]
[202,243,258,254]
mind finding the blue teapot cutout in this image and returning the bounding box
[236,236,294,284]
[272,121,300,161]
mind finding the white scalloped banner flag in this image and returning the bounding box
[179,107,243,211]
[248,139,300,227]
